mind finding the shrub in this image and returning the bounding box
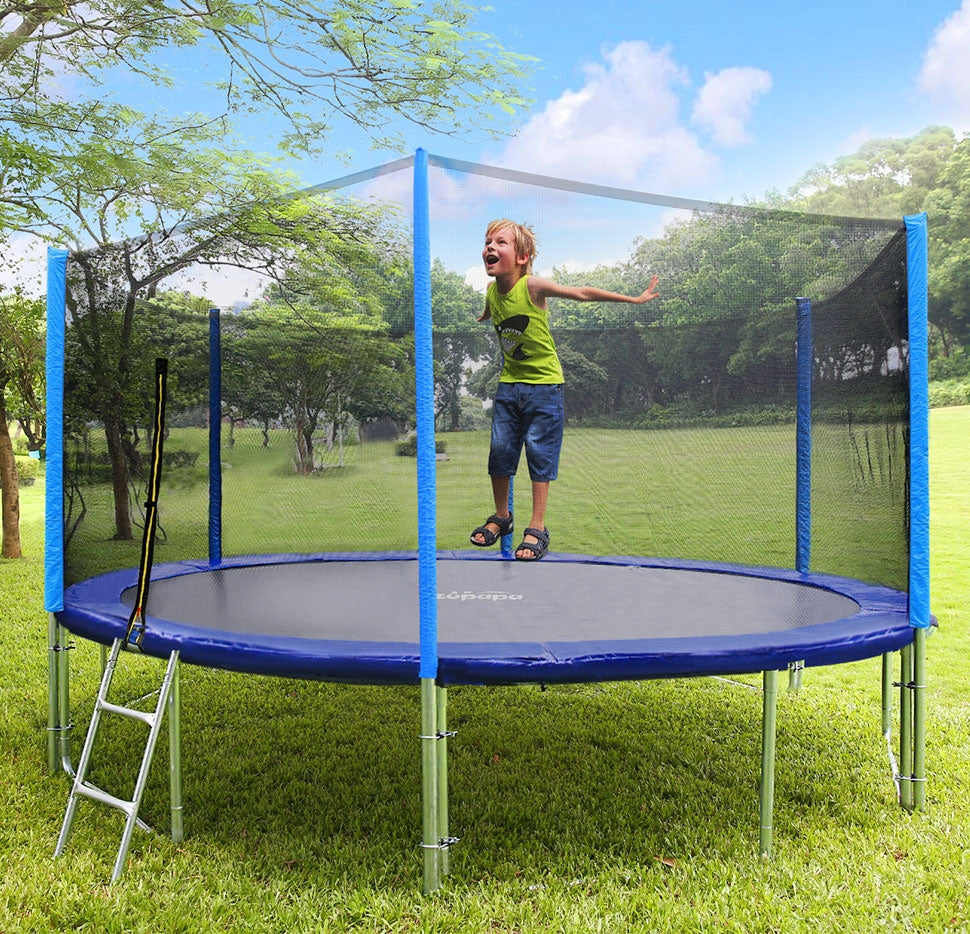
[395,435,446,457]
[0,455,38,489]
[929,378,970,408]
[162,450,200,468]
[928,350,970,381]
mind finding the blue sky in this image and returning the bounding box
[269,0,970,202]
[6,0,970,298]
[170,0,970,300]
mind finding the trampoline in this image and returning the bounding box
[44,153,932,891]
[58,551,915,686]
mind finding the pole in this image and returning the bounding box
[421,679,440,893]
[759,670,779,857]
[436,686,450,877]
[208,308,223,565]
[169,658,184,842]
[413,148,443,893]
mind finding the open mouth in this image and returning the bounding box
[485,253,499,268]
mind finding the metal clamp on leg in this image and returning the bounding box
[418,730,457,740]
[419,836,460,850]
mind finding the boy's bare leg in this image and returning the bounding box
[517,480,549,558]
[470,475,511,544]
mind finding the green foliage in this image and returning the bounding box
[229,298,411,474]
[15,455,37,485]
[516,206,906,425]
[782,126,970,358]
[926,136,970,352]
[430,261,491,431]
[0,290,46,448]
[928,346,970,381]
[395,434,446,456]
[457,394,490,431]
[0,454,37,488]
[787,126,957,219]
[1,0,533,233]
[929,378,970,408]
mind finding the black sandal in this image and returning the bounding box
[470,513,513,547]
[515,527,549,561]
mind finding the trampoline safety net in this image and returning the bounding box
[54,154,910,601]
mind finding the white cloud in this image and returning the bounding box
[691,67,772,146]
[493,40,723,192]
[463,264,489,292]
[919,0,970,131]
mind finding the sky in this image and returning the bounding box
[277,0,970,202]
[5,0,970,299]
[185,0,970,300]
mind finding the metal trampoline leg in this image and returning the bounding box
[436,685,450,877]
[912,628,927,811]
[899,644,914,811]
[420,678,441,894]
[881,653,893,740]
[169,658,183,843]
[47,614,61,774]
[57,622,74,777]
[897,631,928,813]
[760,669,779,858]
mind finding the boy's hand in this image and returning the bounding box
[637,274,660,304]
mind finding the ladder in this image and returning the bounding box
[54,638,180,882]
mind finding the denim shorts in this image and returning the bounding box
[488,382,564,482]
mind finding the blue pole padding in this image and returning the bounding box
[501,477,514,557]
[905,214,930,629]
[44,248,69,613]
[413,148,438,679]
[208,308,223,564]
[795,297,812,573]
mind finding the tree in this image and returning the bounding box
[549,261,660,416]
[1,0,530,146]
[925,136,970,356]
[1,1,532,233]
[229,300,409,473]
[220,312,290,448]
[786,126,957,219]
[51,113,400,538]
[0,289,45,558]
[428,261,489,431]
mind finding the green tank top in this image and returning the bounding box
[487,276,564,384]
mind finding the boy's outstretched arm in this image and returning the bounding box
[528,273,660,308]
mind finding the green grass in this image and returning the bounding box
[1,408,968,932]
[65,418,905,588]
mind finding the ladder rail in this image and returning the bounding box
[54,638,180,882]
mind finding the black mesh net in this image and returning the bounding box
[59,157,909,592]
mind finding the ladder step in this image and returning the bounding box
[75,780,136,817]
[96,699,157,727]
[55,643,178,878]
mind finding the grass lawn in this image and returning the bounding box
[0,407,967,932]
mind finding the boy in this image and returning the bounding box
[470,219,660,560]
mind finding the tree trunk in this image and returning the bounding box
[104,413,134,541]
[0,391,22,559]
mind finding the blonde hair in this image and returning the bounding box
[486,219,537,275]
